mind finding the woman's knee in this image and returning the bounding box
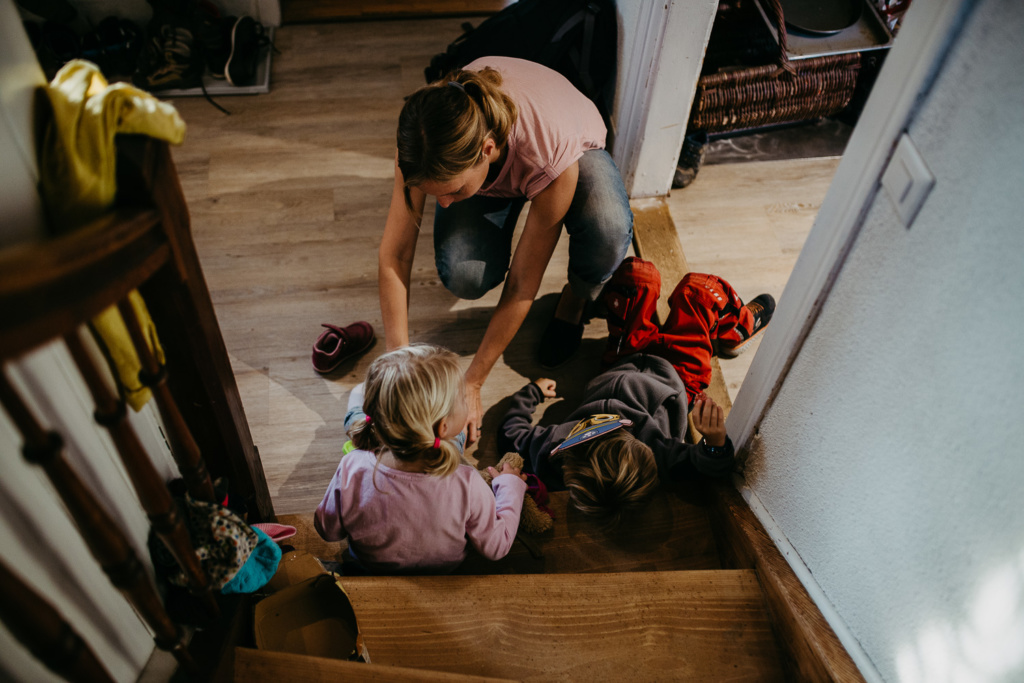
[438,260,504,300]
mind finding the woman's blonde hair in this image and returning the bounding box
[397,67,518,211]
[561,430,659,526]
[348,344,465,477]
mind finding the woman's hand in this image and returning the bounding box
[465,379,484,446]
[487,461,528,482]
[692,396,727,447]
[533,378,557,398]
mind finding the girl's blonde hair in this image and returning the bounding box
[348,344,465,477]
[561,430,659,527]
[397,67,518,211]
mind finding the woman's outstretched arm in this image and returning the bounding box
[379,156,426,351]
[463,162,579,444]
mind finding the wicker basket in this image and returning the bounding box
[689,0,862,134]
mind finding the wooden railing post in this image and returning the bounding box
[64,329,219,620]
[0,559,115,683]
[115,298,217,504]
[0,370,198,675]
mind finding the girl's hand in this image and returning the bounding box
[487,462,528,482]
[465,380,483,446]
[692,397,727,447]
[533,378,557,398]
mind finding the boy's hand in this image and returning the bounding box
[533,378,557,398]
[692,397,727,447]
[487,462,528,482]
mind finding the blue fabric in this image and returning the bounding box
[432,149,633,302]
[221,527,282,594]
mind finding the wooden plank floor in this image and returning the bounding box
[168,20,837,517]
[340,570,786,681]
[666,157,839,400]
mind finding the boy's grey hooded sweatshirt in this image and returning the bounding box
[498,354,735,491]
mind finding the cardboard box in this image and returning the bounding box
[254,574,369,662]
[265,550,327,593]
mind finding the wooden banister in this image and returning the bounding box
[0,370,198,675]
[116,298,217,504]
[118,137,274,522]
[0,208,168,360]
[0,559,115,683]
[63,329,219,621]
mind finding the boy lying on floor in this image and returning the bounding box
[498,257,775,525]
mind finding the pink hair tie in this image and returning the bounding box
[433,437,441,449]
[365,415,372,424]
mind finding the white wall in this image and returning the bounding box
[742,0,1024,681]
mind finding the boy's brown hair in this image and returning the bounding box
[559,429,658,526]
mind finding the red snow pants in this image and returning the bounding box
[601,257,755,405]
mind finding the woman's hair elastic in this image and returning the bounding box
[447,80,466,92]
[365,415,372,424]
[433,437,441,449]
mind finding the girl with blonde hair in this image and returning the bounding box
[314,344,526,573]
[379,57,633,446]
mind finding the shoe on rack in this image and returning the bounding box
[718,293,776,358]
[538,315,585,370]
[672,131,708,189]
[225,16,268,87]
[80,17,141,79]
[133,22,205,91]
[199,14,235,79]
[312,322,376,374]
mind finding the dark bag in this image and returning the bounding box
[424,0,617,128]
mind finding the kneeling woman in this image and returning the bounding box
[379,56,633,444]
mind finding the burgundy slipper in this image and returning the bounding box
[312,321,375,373]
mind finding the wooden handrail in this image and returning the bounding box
[0,207,169,360]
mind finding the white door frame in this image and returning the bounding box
[726,0,972,449]
[613,0,718,199]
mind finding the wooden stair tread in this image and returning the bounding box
[278,479,721,576]
[339,569,785,682]
[235,648,517,682]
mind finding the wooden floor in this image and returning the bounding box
[168,19,838,516]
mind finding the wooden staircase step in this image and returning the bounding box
[278,479,722,576]
[338,569,786,682]
[235,648,517,682]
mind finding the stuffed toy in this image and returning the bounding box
[480,453,554,534]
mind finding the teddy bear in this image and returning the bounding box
[480,452,554,535]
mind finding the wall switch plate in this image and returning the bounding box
[881,133,935,228]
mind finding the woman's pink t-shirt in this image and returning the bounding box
[314,449,527,573]
[466,56,607,200]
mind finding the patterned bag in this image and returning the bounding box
[150,494,259,590]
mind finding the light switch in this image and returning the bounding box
[881,133,935,228]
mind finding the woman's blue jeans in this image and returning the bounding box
[433,149,633,303]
